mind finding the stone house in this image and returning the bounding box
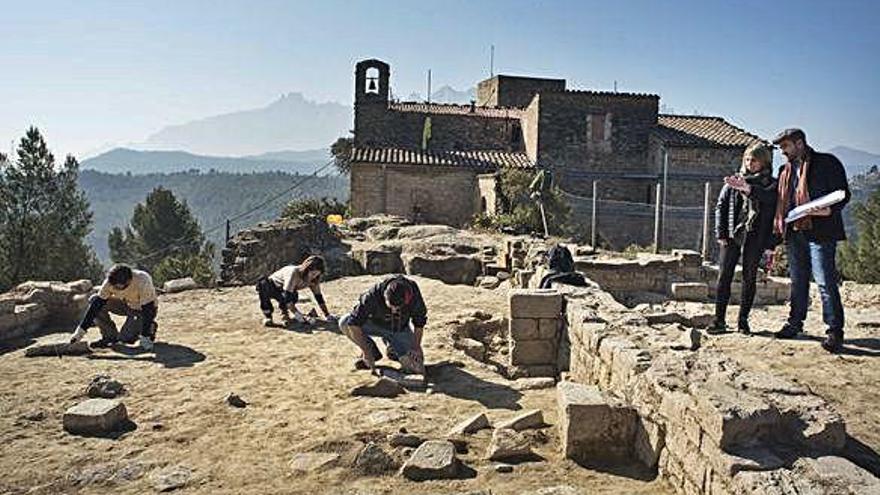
[349,59,764,249]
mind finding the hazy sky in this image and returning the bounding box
[2,0,878,158]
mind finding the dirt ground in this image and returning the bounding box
[0,276,671,495]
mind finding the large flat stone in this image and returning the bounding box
[448,412,490,436]
[689,380,780,450]
[400,440,459,481]
[25,341,91,357]
[63,399,128,435]
[289,452,340,473]
[496,409,544,432]
[509,289,562,319]
[556,381,636,464]
[486,428,533,462]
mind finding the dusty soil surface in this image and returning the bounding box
[0,276,670,495]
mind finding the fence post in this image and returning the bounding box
[591,180,598,248]
[225,219,231,245]
[702,182,711,260]
[653,183,662,253]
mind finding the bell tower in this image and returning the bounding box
[355,59,390,105]
[354,59,391,147]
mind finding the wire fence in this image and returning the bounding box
[558,182,715,257]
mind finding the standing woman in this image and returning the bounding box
[711,143,778,334]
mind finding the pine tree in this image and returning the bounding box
[109,186,214,285]
[839,187,880,283]
[0,127,103,290]
[330,136,353,175]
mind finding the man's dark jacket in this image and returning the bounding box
[348,275,427,332]
[781,149,851,242]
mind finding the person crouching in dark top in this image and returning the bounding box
[711,143,779,334]
[339,275,427,375]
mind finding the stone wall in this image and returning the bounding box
[506,289,562,378]
[0,280,93,342]
[350,163,481,226]
[220,216,355,286]
[476,75,566,108]
[355,106,521,153]
[555,283,874,494]
[537,91,660,200]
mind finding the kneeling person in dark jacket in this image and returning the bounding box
[69,264,158,351]
[339,275,427,375]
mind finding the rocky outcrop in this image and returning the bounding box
[0,280,94,342]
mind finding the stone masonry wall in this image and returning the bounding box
[538,91,659,201]
[507,289,563,378]
[219,216,355,286]
[476,75,566,108]
[355,106,522,153]
[0,280,93,342]
[557,282,874,495]
[350,163,481,226]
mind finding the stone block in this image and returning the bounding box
[63,399,128,435]
[633,417,665,469]
[538,318,559,340]
[731,456,880,495]
[505,364,557,379]
[690,380,780,450]
[496,409,544,432]
[509,318,540,340]
[289,452,340,473]
[670,282,708,301]
[402,253,482,285]
[556,381,636,464]
[356,247,403,275]
[400,440,459,481]
[486,428,533,462]
[163,277,198,293]
[65,279,92,294]
[509,289,562,319]
[448,412,490,436]
[454,338,486,362]
[510,339,556,366]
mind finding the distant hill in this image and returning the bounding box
[78,170,349,263]
[139,92,351,156]
[81,147,332,175]
[405,85,476,104]
[829,146,880,177]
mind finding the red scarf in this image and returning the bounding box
[774,149,812,236]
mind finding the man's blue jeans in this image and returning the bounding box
[786,231,845,335]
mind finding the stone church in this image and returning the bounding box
[349,58,764,248]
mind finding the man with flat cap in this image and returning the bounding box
[772,128,851,352]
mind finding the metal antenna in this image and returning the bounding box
[490,45,495,77]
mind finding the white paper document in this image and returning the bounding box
[785,190,847,223]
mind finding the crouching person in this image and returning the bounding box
[69,264,158,351]
[256,255,334,327]
[339,275,427,375]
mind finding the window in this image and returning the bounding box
[586,112,612,143]
[365,67,380,94]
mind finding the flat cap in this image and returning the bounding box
[773,128,806,144]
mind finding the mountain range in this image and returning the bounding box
[139,92,351,156]
[829,146,880,177]
[81,147,331,175]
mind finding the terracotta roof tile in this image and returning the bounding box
[656,114,764,147]
[390,102,524,119]
[351,146,534,170]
